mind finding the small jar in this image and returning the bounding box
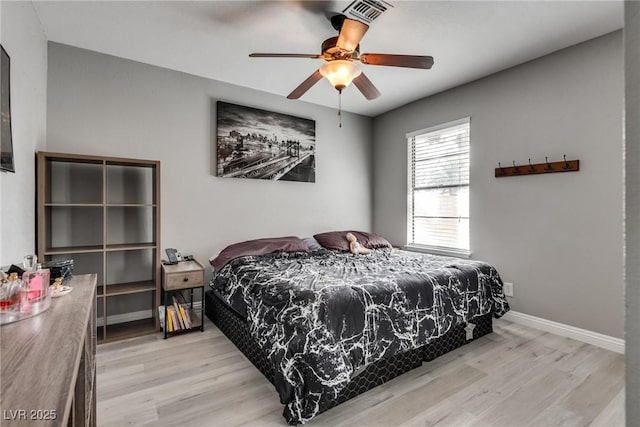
[0,273,21,311]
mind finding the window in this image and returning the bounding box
[407,117,470,256]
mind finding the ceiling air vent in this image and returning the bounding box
[342,0,393,25]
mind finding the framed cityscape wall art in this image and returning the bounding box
[216,101,316,182]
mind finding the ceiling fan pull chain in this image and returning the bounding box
[338,89,342,128]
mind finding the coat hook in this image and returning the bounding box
[498,162,505,175]
[528,158,535,172]
[544,156,553,171]
[562,154,570,170]
[512,160,520,174]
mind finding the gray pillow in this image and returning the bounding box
[303,237,323,252]
[210,236,308,272]
[313,230,392,251]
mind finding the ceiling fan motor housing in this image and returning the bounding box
[321,37,359,60]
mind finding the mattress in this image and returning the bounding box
[206,289,493,425]
[210,247,509,423]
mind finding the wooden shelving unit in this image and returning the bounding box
[37,152,161,343]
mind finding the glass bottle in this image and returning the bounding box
[0,273,21,311]
[22,263,50,305]
[19,271,33,314]
[23,254,37,271]
[0,279,10,311]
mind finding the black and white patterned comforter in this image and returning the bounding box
[211,248,509,424]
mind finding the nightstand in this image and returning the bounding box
[161,260,205,339]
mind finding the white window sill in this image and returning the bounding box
[403,244,471,259]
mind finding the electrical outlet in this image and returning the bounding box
[503,282,514,297]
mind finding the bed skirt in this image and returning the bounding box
[204,289,493,424]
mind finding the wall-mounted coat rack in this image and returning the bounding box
[495,155,579,178]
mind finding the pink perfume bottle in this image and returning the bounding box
[22,263,50,306]
[0,266,51,325]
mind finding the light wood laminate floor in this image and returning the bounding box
[96,318,624,427]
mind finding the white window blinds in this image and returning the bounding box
[407,117,470,254]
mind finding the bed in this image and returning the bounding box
[206,233,509,425]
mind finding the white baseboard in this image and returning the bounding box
[97,301,203,327]
[500,311,624,354]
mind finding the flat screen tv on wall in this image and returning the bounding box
[1,44,14,173]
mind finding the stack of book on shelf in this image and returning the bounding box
[159,294,192,333]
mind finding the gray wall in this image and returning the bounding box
[625,2,640,423]
[46,43,373,281]
[0,2,47,266]
[372,32,623,338]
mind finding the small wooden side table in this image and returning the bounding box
[161,260,205,339]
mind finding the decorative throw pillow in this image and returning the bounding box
[210,236,308,271]
[313,230,391,252]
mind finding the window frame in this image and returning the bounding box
[405,117,471,258]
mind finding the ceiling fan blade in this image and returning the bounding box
[352,72,381,100]
[336,18,369,53]
[287,70,323,99]
[249,53,322,59]
[359,53,434,69]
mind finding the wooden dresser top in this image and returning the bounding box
[0,274,96,425]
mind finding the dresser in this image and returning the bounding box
[0,274,97,426]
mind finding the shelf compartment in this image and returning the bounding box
[162,282,203,339]
[99,293,157,342]
[102,281,156,296]
[46,206,104,250]
[162,307,202,336]
[106,206,155,246]
[45,160,103,204]
[106,164,155,205]
[105,292,152,316]
[106,249,155,285]
[45,252,104,285]
[97,318,156,343]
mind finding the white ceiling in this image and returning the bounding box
[32,1,623,117]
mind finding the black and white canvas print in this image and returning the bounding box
[216,101,316,182]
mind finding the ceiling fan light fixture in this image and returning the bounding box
[319,60,362,92]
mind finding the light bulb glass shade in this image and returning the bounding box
[319,60,362,91]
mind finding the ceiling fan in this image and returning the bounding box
[249,14,434,101]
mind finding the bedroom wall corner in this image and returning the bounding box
[45,43,373,282]
[0,1,48,266]
[625,1,640,421]
[372,31,624,339]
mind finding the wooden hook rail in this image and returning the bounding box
[495,155,579,178]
